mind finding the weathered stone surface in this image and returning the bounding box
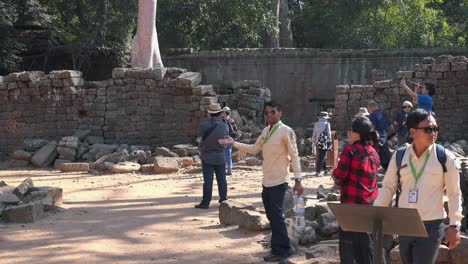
[2,201,45,222]
[177,157,193,168]
[31,141,58,167]
[451,236,468,264]
[85,136,105,145]
[23,138,49,152]
[305,205,317,222]
[54,159,71,169]
[154,157,179,174]
[13,150,32,161]
[315,203,331,217]
[193,85,214,96]
[58,136,79,149]
[73,130,91,141]
[57,146,77,161]
[0,191,20,204]
[23,187,63,210]
[140,164,154,173]
[176,72,202,88]
[238,209,270,231]
[140,67,166,80]
[9,159,30,168]
[76,142,90,159]
[305,242,339,261]
[154,147,179,157]
[317,212,339,236]
[13,177,34,198]
[59,162,90,172]
[82,144,118,161]
[219,200,256,225]
[105,161,141,174]
[245,157,262,166]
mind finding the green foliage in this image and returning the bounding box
[291,0,468,49]
[0,0,23,73]
[157,0,277,50]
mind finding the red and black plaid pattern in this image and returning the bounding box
[332,142,380,205]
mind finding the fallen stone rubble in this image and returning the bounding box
[0,178,62,223]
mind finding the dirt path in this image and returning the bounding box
[0,166,334,264]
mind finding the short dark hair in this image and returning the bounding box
[264,100,282,112]
[425,83,435,96]
[406,109,436,129]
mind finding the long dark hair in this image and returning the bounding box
[352,117,379,147]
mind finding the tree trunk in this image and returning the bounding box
[131,0,163,68]
[265,0,280,48]
[279,0,293,47]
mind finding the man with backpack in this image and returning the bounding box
[311,111,332,176]
[367,100,392,170]
[222,106,239,175]
[195,103,229,209]
[374,109,463,263]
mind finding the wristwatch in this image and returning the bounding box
[294,178,302,183]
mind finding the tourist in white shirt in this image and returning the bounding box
[374,109,462,264]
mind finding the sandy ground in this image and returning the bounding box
[0,164,334,264]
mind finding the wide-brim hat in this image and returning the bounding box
[355,107,370,117]
[207,103,224,114]
[318,111,331,119]
[402,101,413,108]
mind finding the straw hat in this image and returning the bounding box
[207,103,223,114]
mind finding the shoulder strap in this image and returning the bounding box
[395,146,407,208]
[435,144,447,173]
[202,122,219,141]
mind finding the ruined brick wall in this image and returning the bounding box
[333,55,468,141]
[0,68,268,156]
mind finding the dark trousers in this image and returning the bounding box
[339,229,373,264]
[399,220,445,264]
[262,183,291,258]
[201,161,227,205]
[316,148,327,174]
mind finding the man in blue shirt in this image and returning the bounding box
[367,100,391,144]
[400,78,435,111]
[195,103,229,209]
[393,101,413,146]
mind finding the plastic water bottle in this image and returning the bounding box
[295,195,305,230]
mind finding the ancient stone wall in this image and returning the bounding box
[333,55,468,141]
[0,68,269,157]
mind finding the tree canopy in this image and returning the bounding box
[0,0,466,74]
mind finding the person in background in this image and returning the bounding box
[400,78,435,111]
[311,111,332,176]
[195,103,229,209]
[332,117,381,264]
[393,101,413,146]
[222,106,238,175]
[367,100,391,145]
[354,107,370,119]
[224,100,303,263]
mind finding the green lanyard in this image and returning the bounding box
[408,144,433,185]
[263,121,282,144]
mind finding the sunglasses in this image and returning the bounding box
[263,109,278,116]
[403,106,411,109]
[414,126,439,134]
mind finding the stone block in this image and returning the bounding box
[2,201,45,222]
[124,68,141,79]
[63,77,84,87]
[57,147,77,161]
[305,243,339,261]
[374,80,391,89]
[428,71,444,79]
[176,72,202,88]
[432,62,450,72]
[140,164,154,173]
[13,150,32,161]
[0,191,20,204]
[219,200,257,225]
[105,161,141,174]
[451,236,468,264]
[18,71,45,81]
[54,159,72,169]
[414,64,431,72]
[31,141,58,167]
[112,68,126,79]
[414,71,427,78]
[58,136,79,149]
[59,162,90,172]
[238,209,270,231]
[58,70,82,79]
[451,62,468,72]
[396,71,413,79]
[23,138,49,152]
[140,67,166,80]
[82,144,118,161]
[154,157,179,174]
[246,157,262,166]
[335,85,349,94]
[154,147,179,157]
[177,157,193,168]
[200,96,218,105]
[192,85,214,96]
[85,136,105,145]
[13,177,34,198]
[335,94,348,101]
[9,160,30,168]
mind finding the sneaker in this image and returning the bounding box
[219,198,228,203]
[194,203,209,209]
[263,253,289,262]
[226,171,232,175]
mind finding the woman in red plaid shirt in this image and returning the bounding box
[332,117,381,264]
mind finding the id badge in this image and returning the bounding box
[408,188,418,203]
